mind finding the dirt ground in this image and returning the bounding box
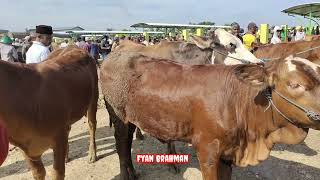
[1,104,320,180]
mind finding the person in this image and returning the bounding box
[295,26,306,41]
[22,36,33,62]
[270,26,282,44]
[0,35,18,62]
[111,36,120,51]
[60,39,69,48]
[100,35,111,60]
[26,25,53,64]
[90,39,100,65]
[243,22,259,52]
[0,119,8,166]
[315,26,320,35]
[77,37,89,52]
[230,22,243,43]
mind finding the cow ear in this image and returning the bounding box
[234,64,271,88]
[189,35,213,49]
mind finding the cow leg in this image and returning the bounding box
[167,142,180,174]
[196,140,221,180]
[65,125,71,163]
[87,101,97,163]
[114,118,137,180]
[23,154,46,180]
[105,98,137,179]
[104,97,113,128]
[128,123,138,179]
[135,128,144,140]
[52,131,68,180]
[218,160,232,180]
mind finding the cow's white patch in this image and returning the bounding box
[214,29,261,65]
[285,56,320,72]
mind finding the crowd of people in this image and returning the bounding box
[229,22,318,53]
[0,23,317,66]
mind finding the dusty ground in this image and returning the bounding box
[1,106,320,180]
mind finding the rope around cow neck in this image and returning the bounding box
[214,44,320,64]
[260,44,320,62]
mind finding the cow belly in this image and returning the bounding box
[125,93,192,141]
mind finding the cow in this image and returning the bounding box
[254,39,320,64]
[0,46,98,180]
[114,29,261,65]
[103,28,262,176]
[101,52,320,180]
[0,118,8,166]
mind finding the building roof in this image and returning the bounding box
[0,29,9,34]
[131,22,231,29]
[282,3,320,18]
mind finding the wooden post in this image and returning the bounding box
[260,24,269,44]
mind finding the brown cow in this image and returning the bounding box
[1,47,98,180]
[254,40,320,64]
[105,29,261,175]
[101,52,320,180]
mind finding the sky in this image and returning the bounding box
[0,0,318,32]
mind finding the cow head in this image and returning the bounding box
[235,56,320,129]
[189,28,261,65]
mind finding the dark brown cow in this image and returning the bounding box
[101,52,320,180]
[106,29,262,174]
[254,39,320,64]
[1,47,98,180]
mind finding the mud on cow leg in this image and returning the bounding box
[23,154,46,180]
[114,117,138,180]
[167,142,180,174]
[52,131,68,180]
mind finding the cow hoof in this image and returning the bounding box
[168,164,180,174]
[88,155,97,163]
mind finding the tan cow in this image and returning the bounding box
[254,39,320,64]
[1,46,98,180]
[101,52,320,180]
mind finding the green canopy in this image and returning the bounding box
[282,3,320,18]
[282,3,320,35]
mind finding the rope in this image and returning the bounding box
[260,44,320,62]
[213,44,320,65]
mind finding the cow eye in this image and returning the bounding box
[290,83,300,89]
[230,43,236,48]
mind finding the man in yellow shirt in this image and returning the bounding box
[243,22,259,52]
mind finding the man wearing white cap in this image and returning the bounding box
[270,26,282,44]
[26,25,53,64]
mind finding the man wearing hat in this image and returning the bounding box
[243,22,259,52]
[0,35,18,62]
[26,25,53,64]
